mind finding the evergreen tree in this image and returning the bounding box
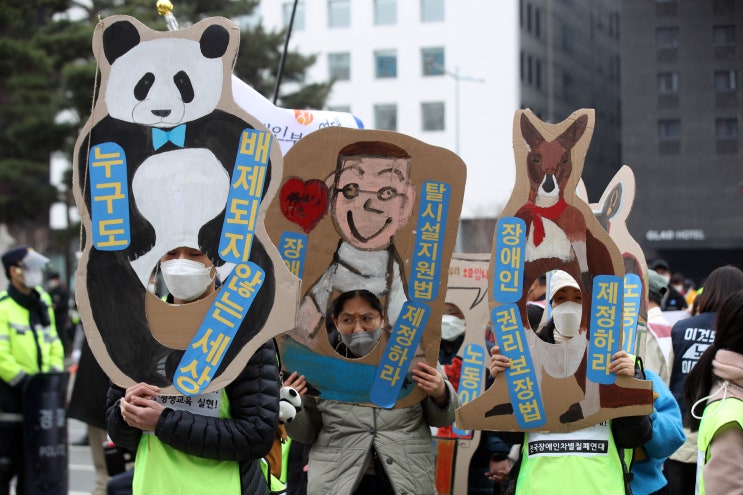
[1,0,331,246]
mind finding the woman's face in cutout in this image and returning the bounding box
[333,295,382,334]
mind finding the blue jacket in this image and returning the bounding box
[630,369,685,495]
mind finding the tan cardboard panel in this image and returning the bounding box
[72,16,299,394]
[456,109,653,433]
[267,127,466,408]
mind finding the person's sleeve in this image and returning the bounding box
[284,395,322,445]
[0,308,26,387]
[422,368,460,427]
[105,384,143,452]
[154,341,280,461]
[642,372,685,459]
[611,362,654,448]
[702,423,743,495]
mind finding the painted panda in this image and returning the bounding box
[73,16,284,390]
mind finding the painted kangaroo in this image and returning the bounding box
[488,111,651,424]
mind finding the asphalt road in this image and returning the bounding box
[68,419,97,495]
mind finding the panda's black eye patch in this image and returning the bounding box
[134,72,155,101]
[173,71,194,103]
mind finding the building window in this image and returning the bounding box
[716,117,739,154]
[714,25,736,46]
[283,1,305,30]
[375,50,397,78]
[562,23,575,53]
[328,52,350,80]
[658,119,681,140]
[421,102,445,131]
[422,47,445,76]
[657,72,679,94]
[534,7,541,38]
[714,70,737,92]
[520,51,525,81]
[374,104,397,131]
[527,54,533,85]
[328,0,350,28]
[656,27,679,48]
[374,0,396,25]
[535,59,542,89]
[526,3,532,32]
[420,0,444,22]
[562,72,574,101]
[716,117,739,140]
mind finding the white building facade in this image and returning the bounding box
[256,0,521,218]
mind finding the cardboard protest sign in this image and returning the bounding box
[581,166,649,357]
[434,253,492,494]
[267,127,466,408]
[72,16,299,395]
[456,109,653,433]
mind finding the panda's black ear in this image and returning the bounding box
[103,20,141,64]
[200,25,230,59]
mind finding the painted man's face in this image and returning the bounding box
[332,156,415,250]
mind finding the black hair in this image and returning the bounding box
[684,290,743,431]
[331,290,383,322]
[694,265,743,314]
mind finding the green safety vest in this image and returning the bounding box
[260,436,291,494]
[696,397,743,495]
[516,421,629,495]
[133,391,241,495]
[0,289,63,387]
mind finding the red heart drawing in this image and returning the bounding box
[280,178,329,233]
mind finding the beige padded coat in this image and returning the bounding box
[285,377,459,495]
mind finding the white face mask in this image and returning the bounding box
[660,274,671,285]
[22,269,43,289]
[161,259,214,302]
[441,315,466,341]
[340,327,381,357]
[551,301,582,338]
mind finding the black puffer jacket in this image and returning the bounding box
[106,341,280,495]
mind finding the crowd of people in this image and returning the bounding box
[2,242,743,495]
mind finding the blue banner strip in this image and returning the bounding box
[88,143,130,251]
[452,343,487,437]
[409,181,450,302]
[218,129,271,264]
[587,275,623,385]
[174,262,265,395]
[491,304,546,429]
[370,301,431,408]
[278,231,307,279]
[493,217,526,303]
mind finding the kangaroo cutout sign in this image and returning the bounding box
[267,127,466,408]
[456,109,653,433]
[581,166,649,357]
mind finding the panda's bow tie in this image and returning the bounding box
[152,125,186,150]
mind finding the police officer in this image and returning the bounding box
[0,245,64,495]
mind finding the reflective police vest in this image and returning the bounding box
[0,289,63,387]
[696,397,743,495]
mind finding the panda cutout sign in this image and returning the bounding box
[72,16,299,395]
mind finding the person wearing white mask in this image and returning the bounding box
[0,245,64,494]
[283,290,459,494]
[487,270,651,495]
[106,245,281,495]
[439,302,466,367]
[158,246,217,303]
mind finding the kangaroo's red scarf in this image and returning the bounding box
[517,199,568,246]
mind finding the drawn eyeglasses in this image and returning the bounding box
[340,183,400,201]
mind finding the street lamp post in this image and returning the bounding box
[445,66,485,155]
